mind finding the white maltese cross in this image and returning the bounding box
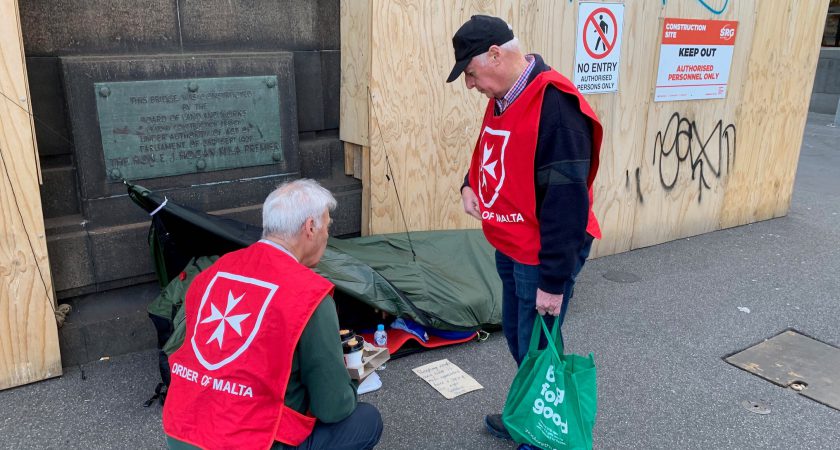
[480,143,499,190]
[201,291,251,349]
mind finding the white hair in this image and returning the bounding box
[261,178,337,240]
[472,37,522,65]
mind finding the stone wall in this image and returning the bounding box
[810,48,840,115]
[20,0,359,299]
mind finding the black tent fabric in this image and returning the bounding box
[127,182,502,331]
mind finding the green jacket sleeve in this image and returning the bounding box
[295,296,358,423]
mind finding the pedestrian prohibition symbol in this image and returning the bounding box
[583,7,618,60]
[574,2,624,94]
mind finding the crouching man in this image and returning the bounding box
[164,179,383,450]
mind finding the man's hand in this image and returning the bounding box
[461,186,481,220]
[536,288,564,316]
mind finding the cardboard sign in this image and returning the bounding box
[412,359,483,399]
[654,18,738,101]
[574,2,624,94]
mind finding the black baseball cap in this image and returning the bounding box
[446,15,514,83]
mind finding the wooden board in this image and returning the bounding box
[630,0,756,248]
[523,0,663,257]
[341,0,829,256]
[0,0,62,390]
[340,0,371,146]
[721,0,829,226]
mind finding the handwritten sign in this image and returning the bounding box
[412,359,483,399]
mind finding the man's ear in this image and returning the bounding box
[488,45,502,64]
[303,217,316,237]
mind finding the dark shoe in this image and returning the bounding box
[484,414,512,441]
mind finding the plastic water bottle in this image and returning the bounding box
[374,324,388,371]
[374,324,388,347]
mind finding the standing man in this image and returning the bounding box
[163,179,382,450]
[447,15,603,442]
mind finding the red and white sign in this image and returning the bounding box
[574,2,624,94]
[654,18,738,101]
[191,271,278,371]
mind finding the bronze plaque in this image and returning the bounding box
[95,76,283,181]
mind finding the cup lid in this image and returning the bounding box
[343,337,364,353]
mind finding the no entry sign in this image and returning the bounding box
[654,18,739,101]
[574,2,624,94]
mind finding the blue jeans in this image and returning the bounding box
[277,403,383,450]
[496,236,593,366]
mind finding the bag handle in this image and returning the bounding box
[527,316,565,358]
[549,316,565,354]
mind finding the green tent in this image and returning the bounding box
[128,183,502,332]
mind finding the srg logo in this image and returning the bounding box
[720,25,735,41]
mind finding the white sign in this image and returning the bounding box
[412,359,483,399]
[574,2,624,94]
[654,18,738,101]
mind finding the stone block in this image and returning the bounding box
[331,188,362,237]
[809,93,840,115]
[20,0,179,55]
[57,325,88,367]
[57,273,158,301]
[327,132,346,172]
[40,165,80,218]
[318,0,341,50]
[88,223,154,283]
[47,230,94,293]
[219,205,263,228]
[179,1,320,51]
[79,312,157,363]
[813,57,840,95]
[83,172,298,229]
[58,281,160,366]
[321,50,341,129]
[44,214,86,236]
[299,136,333,179]
[25,57,72,157]
[60,53,300,201]
[295,51,326,132]
[222,168,361,236]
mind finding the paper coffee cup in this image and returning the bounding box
[343,337,364,368]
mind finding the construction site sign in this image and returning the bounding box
[574,2,624,94]
[654,18,739,102]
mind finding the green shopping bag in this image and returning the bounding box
[502,316,597,449]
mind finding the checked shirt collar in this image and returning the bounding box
[495,54,536,114]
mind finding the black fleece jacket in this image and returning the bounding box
[463,54,594,295]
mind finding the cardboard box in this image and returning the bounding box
[347,342,390,380]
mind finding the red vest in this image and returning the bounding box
[163,242,335,449]
[468,70,603,265]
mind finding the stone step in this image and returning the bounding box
[57,281,160,368]
[46,168,361,298]
[55,170,361,368]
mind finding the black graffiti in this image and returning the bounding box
[652,112,736,202]
[623,167,647,205]
[626,168,645,204]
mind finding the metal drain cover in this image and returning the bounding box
[741,400,771,415]
[726,330,840,410]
